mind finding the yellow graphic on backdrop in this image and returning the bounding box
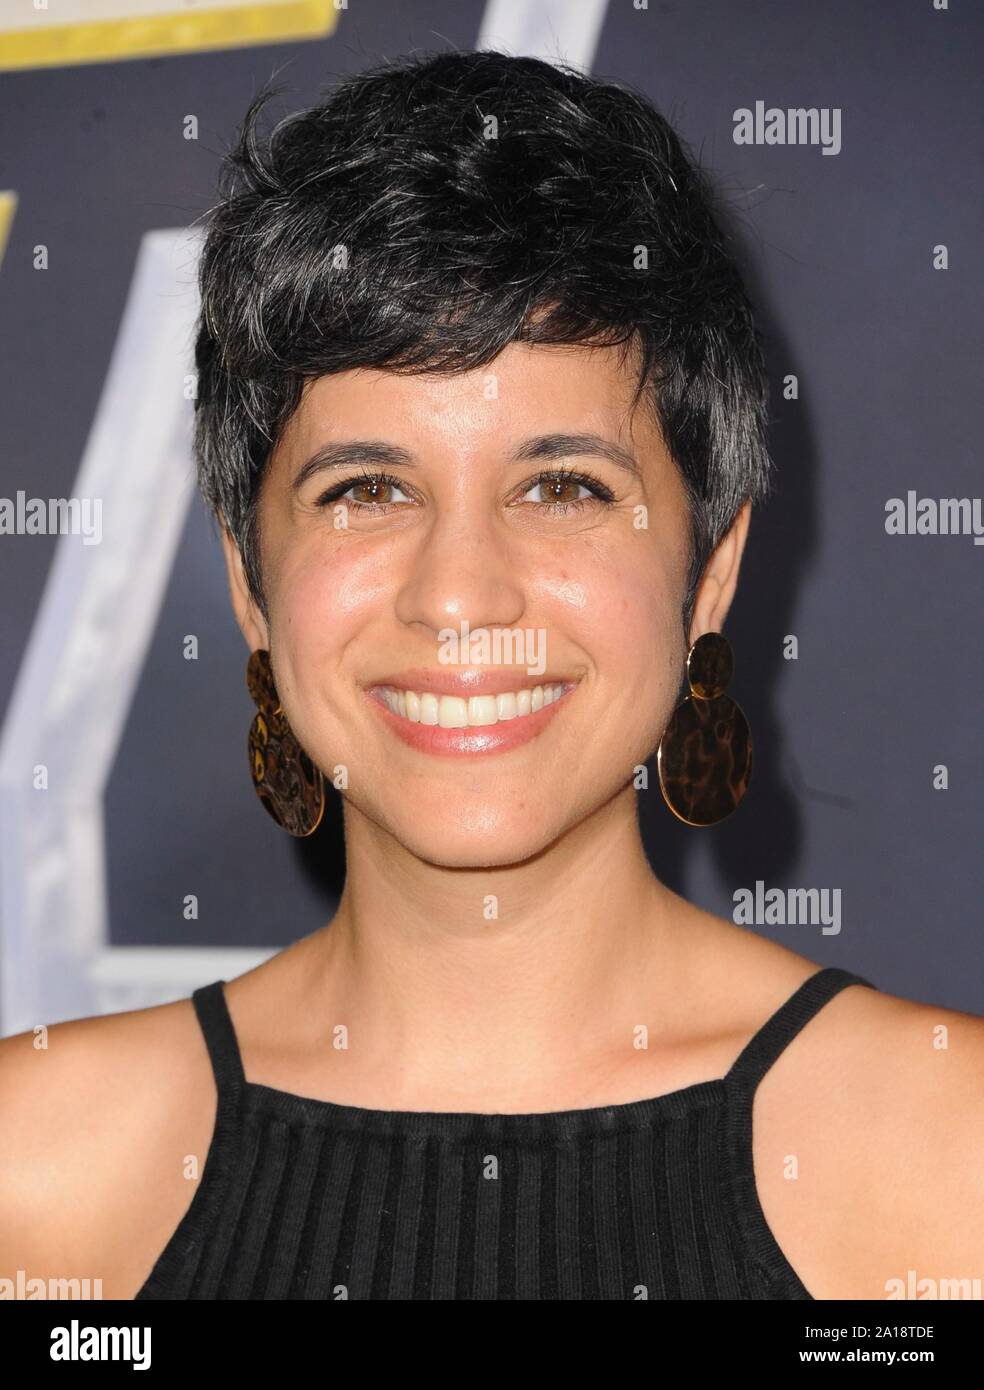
[0,192,17,269]
[0,0,340,71]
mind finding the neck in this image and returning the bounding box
[297,785,695,1108]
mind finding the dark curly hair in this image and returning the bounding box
[194,49,773,632]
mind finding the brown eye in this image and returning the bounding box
[316,473,414,511]
[535,477,590,505]
[351,479,395,505]
[518,469,613,511]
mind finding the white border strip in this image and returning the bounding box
[478,0,609,64]
[0,228,271,1031]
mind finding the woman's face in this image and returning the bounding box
[227,340,718,866]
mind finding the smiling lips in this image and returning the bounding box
[365,673,578,756]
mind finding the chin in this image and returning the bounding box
[367,797,569,870]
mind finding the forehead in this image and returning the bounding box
[274,340,660,460]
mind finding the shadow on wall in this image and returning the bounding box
[292,778,347,902]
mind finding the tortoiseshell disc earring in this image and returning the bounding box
[656,631,753,826]
[247,649,325,837]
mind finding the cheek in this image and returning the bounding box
[265,540,389,704]
[534,533,685,689]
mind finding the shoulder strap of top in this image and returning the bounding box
[191,980,247,1098]
[725,965,877,1092]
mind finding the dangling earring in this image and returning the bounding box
[246,649,325,836]
[656,631,753,826]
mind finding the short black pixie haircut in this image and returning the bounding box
[195,49,772,634]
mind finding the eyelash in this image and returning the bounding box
[314,467,617,515]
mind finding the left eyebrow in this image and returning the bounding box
[510,433,642,479]
[292,431,642,490]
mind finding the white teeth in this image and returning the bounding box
[439,696,468,728]
[467,695,498,727]
[378,683,570,728]
[496,692,517,721]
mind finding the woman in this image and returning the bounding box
[2,50,982,1303]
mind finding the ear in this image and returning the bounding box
[688,499,752,646]
[220,524,269,651]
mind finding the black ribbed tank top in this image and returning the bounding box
[134,964,875,1300]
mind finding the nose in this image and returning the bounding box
[393,505,527,641]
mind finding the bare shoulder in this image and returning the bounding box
[673,901,984,1297]
[752,970,984,1299]
[665,893,841,1028]
[0,992,216,1298]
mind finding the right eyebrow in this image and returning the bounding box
[292,441,417,491]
